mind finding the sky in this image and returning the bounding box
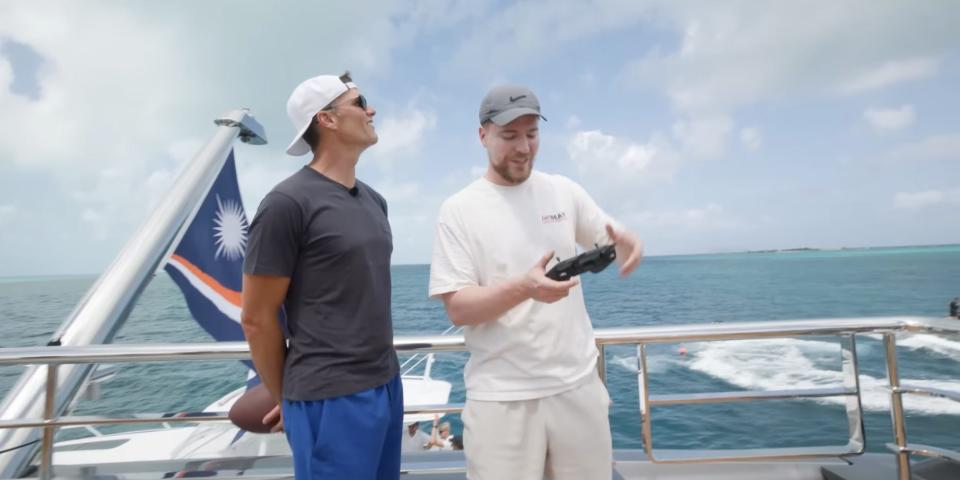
[0,1,958,276]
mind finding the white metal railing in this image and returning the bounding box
[0,316,958,480]
[400,325,463,380]
[635,333,864,463]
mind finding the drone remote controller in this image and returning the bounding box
[545,244,617,281]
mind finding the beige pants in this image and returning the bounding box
[462,374,613,480]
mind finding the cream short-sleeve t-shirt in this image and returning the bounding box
[429,171,615,401]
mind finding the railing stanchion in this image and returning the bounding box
[597,344,606,385]
[637,343,653,458]
[840,334,865,453]
[884,333,911,480]
[39,364,58,480]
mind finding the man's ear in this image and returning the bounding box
[478,125,487,146]
[317,111,337,130]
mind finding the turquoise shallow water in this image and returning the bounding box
[1,245,959,452]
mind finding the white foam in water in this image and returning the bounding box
[611,355,638,373]
[864,333,960,358]
[685,338,960,416]
[611,354,681,374]
[897,333,960,357]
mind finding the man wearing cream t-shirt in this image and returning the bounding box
[428,84,643,480]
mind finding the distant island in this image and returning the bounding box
[740,244,960,255]
[746,247,820,254]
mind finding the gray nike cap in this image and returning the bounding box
[479,84,548,126]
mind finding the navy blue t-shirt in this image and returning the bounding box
[243,166,398,401]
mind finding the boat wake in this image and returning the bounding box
[610,353,684,374]
[873,333,960,358]
[611,336,960,416]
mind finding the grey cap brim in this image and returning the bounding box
[489,107,547,126]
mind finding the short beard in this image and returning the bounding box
[492,159,532,185]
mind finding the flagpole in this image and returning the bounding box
[0,110,266,479]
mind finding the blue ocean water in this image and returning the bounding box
[1,245,959,453]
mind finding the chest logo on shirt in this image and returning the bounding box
[541,211,568,224]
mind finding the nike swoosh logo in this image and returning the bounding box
[509,95,526,102]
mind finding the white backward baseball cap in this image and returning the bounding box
[285,75,357,156]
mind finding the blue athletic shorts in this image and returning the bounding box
[282,373,403,480]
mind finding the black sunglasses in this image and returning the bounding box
[324,94,367,111]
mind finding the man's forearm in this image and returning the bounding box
[444,278,530,326]
[242,314,286,404]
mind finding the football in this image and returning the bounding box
[228,384,279,433]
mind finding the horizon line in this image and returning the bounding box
[3,242,958,280]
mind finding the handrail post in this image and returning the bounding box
[840,335,865,453]
[597,344,606,385]
[636,343,653,458]
[39,365,58,480]
[884,333,911,480]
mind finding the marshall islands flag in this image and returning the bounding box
[164,151,250,354]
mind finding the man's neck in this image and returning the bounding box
[484,167,529,187]
[309,147,361,188]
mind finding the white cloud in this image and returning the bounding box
[167,139,206,167]
[863,105,915,131]
[839,58,940,95]
[449,1,651,73]
[373,180,422,204]
[567,130,678,187]
[626,204,743,231]
[0,50,17,103]
[739,127,762,151]
[368,107,437,165]
[402,0,491,30]
[2,1,959,272]
[893,189,960,209]
[616,2,959,112]
[0,1,420,172]
[0,204,16,227]
[671,115,733,158]
[0,3,188,170]
[0,1,435,274]
[885,133,960,161]
[367,177,456,265]
[236,149,303,219]
[65,160,185,242]
[565,115,735,200]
